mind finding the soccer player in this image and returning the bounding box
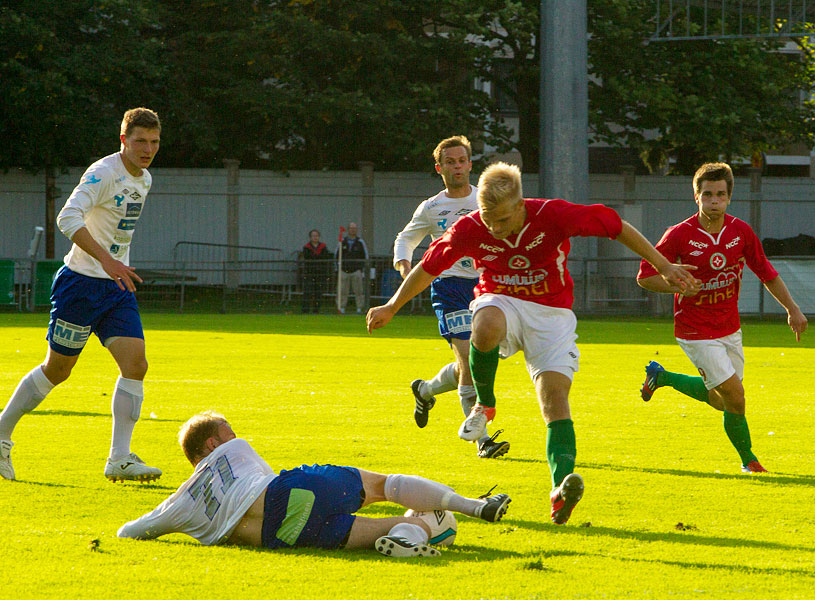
[368,162,699,524]
[118,411,511,558]
[637,162,807,473]
[0,108,163,483]
[393,135,509,459]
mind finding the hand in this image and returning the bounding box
[788,308,808,342]
[659,263,701,295]
[367,305,396,333]
[101,259,143,292]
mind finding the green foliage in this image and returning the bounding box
[0,314,813,598]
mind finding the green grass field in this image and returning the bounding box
[1,313,813,599]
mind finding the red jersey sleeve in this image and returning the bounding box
[552,200,623,239]
[742,223,778,282]
[637,226,679,280]
[420,226,466,277]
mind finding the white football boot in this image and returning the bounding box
[404,509,457,546]
[0,439,15,480]
[105,453,162,483]
[375,535,440,558]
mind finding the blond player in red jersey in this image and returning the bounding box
[637,162,807,474]
[368,162,699,524]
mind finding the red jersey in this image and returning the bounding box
[638,214,778,340]
[421,198,623,308]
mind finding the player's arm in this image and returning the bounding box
[69,227,143,292]
[367,264,435,332]
[393,205,431,279]
[763,276,808,341]
[616,221,700,293]
[117,497,179,541]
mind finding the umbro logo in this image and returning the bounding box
[432,510,446,525]
[690,250,703,256]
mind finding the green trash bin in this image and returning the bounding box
[0,260,15,306]
[34,260,65,307]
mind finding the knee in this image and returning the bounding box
[41,361,73,385]
[122,357,148,380]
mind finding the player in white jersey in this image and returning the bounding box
[0,108,162,483]
[119,411,512,558]
[393,136,509,459]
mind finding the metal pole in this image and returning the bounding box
[224,159,241,290]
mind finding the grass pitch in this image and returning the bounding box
[1,312,813,599]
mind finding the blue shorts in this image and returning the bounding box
[430,276,478,342]
[261,464,364,550]
[46,266,144,356]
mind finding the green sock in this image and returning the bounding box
[468,343,499,408]
[547,419,576,489]
[723,411,757,465]
[659,371,710,404]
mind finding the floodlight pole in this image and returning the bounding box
[539,0,589,205]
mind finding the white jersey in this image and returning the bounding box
[57,152,152,279]
[117,439,277,546]
[393,186,479,279]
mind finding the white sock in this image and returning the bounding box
[423,362,458,398]
[384,474,483,517]
[387,523,428,544]
[458,386,476,416]
[109,377,143,461]
[0,366,54,440]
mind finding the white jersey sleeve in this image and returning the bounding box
[57,152,152,279]
[117,439,277,546]
[393,186,479,279]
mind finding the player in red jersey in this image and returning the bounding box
[367,162,699,524]
[637,162,807,474]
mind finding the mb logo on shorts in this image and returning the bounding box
[52,319,91,349]
[445,310,472,334]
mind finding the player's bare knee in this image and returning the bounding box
[41,362,73,385]
[122,357,148,380]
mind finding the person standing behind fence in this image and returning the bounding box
[0,107,163,483]
[336,223,369,315]
[301,229,332,314]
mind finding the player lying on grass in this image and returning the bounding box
[637,162,808,473]
[367,162,700,525]
[393,135,509,459]
[118,411,511,558]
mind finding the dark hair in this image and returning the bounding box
[693,162,734,197]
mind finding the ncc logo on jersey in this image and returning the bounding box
[508,255,531,269]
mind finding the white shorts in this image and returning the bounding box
[470,293,579,382]
[676,330,744,390]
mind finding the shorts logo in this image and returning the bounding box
[52,319,91,349]
[125,203,142,217]
[508,255,531,270]
[444,309,472,334]
[117,219,137,231]
[710,253,726,270]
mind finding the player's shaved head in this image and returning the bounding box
[179,410,229,465]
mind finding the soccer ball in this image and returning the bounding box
[404,509,457,546]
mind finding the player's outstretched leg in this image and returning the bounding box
[475,491,511,522]
[0,440,15,480]
[410,379,436,428]
[477,429,510,459]
[458,404,495,441]
[640,361,665,401]
[550,473,584,525]
[105,453,162,483]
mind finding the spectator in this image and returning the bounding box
[336,222,369,314]
[301,230,331,314]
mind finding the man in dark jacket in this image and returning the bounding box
[336,222,369,314]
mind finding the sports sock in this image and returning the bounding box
[547,419,576,489]
[0,366,55,440]
[423,362,458,398]
[723,411,757,465]
[387,523,428,544]
[660,371,709,404]
[109,377,143,461]
[468,344,499,408]
[384,474,482,516]
[458,386,476,416]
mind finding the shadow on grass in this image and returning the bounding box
[583,461,815,487]
[22,408,184,423]
[509,518,815,554]
[7,478,178,492]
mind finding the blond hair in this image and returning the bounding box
[178,410,228,465]
[693,162,734,197]
[433,135,472,164]
[477,162,523,212]
[121,107,161,138]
